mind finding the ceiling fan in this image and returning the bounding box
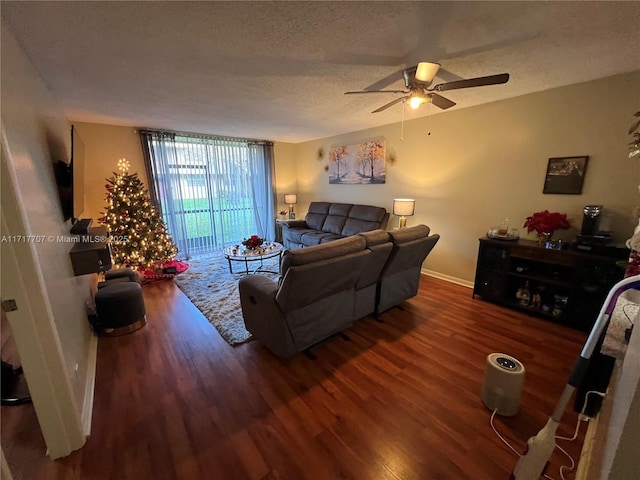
[345,62,510,113]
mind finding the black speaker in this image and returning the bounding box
[70,218,93,235]
[69,242,112,276]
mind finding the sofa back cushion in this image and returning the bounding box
[277,236,368,311]
[384,227,439,276]
[305,202,331,230]
[358,228,390,247]
[341,204,388,236]
[355,229,393,289]
[319,203,351,234]
[280,234,365,271]
[389,224,430,243]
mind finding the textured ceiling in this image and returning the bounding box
[2,1,639,143]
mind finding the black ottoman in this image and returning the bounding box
[94,282,146,336]
[104,267,138,282]
[97,277,130,289]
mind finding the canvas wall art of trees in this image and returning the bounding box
[329,139,386,184]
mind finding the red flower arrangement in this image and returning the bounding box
[523,210,570,234]
[242,234,264,250]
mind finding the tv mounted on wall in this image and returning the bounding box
[71,125,85,222]
[53,125,85,222]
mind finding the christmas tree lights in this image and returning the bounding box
[100,158,178,268]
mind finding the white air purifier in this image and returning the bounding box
[481,353,525,416]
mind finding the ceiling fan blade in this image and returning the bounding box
[372,96,408,113]
[362,68,406,91]
[429,93,456,110]
[629,115,640,135]
[345,89,408,95]
[432,73,510,92]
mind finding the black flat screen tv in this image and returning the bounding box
[71,124,85,221]
[54,125,85,222]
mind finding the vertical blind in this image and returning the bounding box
[140,130,276,259]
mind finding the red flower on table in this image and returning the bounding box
[523,210,570,235]
[242,235,264,249]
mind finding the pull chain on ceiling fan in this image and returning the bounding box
[345,62,510,113]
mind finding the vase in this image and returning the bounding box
[538,232,552,245]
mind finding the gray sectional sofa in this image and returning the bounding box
[239,225,440,357]
[282,202,389,249]
[377,225,441,314]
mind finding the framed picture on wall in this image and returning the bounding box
[328,138,386,184]
[543,156,589,194]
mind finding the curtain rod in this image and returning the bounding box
[137,128,273,146]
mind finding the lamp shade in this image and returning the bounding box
[393,199,415,216]
[284,194,297,205]
[415,62,440,83]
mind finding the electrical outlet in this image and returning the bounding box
[1,299,18,312]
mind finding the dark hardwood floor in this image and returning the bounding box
[2,275,589,480]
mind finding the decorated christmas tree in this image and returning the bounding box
[100,158,178,268]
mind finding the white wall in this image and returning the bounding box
[292,71,640,283]
[603,325,640,480]
[1,21,91,457]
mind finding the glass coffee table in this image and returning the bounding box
[223,242,284,275]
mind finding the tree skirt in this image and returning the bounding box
[173,251,279,345]
[138,260,190,283]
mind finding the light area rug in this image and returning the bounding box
[174,251,279,345]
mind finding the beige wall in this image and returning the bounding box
[292,71,640,283]
[71,123,147,222]
[75,123,302,225]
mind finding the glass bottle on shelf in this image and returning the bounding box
[552,294,568,318]
[498,217,509,236]
[532,290,542,309]
[516,281,531,307]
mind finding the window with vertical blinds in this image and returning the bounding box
[140,130,276,259]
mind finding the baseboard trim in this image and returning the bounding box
[81,334,98,437]
[422,269,474,289]
[575,412,600,480]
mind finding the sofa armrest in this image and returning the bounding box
[282,220,308,229]
[238,275,297,357]
[239,275,279,310]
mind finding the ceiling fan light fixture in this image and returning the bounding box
[409,96,428,109]
[346,62,508,114]
[415,62,440,83]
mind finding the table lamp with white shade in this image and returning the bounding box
[284,194,297,219]
[393,199,415,228]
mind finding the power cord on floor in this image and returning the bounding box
[490,408,559,480]
[489,389,606,480]
[490,408,521,456]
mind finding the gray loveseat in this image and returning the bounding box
[282,202,389,249]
